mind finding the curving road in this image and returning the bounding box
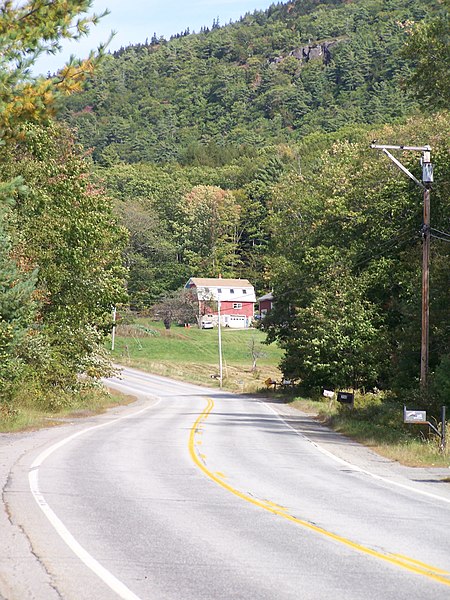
[3,366,450,599]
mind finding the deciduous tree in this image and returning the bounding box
[1,122,127,395]
[177,185,241,277]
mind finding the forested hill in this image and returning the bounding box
[0,1,447,416]
[62,0,439,165]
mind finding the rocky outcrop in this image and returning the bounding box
[290,40,338,64]
[272,40,340,66]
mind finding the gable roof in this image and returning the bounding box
[258,292,273,302]
[187,277,253,289]
[185,277,256,302]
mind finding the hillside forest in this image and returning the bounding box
[1,0,449,413]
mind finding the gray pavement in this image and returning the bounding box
[0,428,63,600]
[0,398,150,600]
[0,386,449,599]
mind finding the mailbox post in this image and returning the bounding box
[403,405,447,452]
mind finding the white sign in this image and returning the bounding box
[322,389,334,398]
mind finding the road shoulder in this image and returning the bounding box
[264,398,450,504]
[0,395,152,600]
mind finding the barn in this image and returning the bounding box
[185,277,256,329]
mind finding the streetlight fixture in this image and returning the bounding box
[370,143,433,387]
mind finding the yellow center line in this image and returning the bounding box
[389,554,450,576]
[188,398,450,588]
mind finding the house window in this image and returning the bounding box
[230,289,234,294]
[233,303,242,309]
[218,288,222,293]
[243,289,247,294]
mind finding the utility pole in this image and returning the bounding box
[217,292,223,388]
[422,183,431,385]
[370,143,433,388]
[111,306,117,352]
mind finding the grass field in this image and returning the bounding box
[111,319,283,392]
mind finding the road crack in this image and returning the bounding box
[2,463,63,599]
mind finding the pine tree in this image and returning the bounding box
[0,0,110,137]
[0,190,37,402]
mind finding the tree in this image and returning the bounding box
[248,336,267,373]
[177,185,241,276]
[0,1,126,409]
[1,122,127,393]
[0,193,37,402]
[0,0,109,137]
[265,115,450,398]
[151,288,199,329]
[271,275,387,390]
[402,0,450,109]
[116,199,186,309]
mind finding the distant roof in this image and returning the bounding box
[187,277,253,288]
[258,292,273,301]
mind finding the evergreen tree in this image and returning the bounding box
[0,189,37,402]
[0,0,109,137]
[402,0,450,109]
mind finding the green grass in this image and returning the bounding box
[111,319,283,392]
[0,388,135,433]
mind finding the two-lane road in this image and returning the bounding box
[4,367,450,599]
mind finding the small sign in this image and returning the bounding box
[337,392,354,404]
[322,389,334,398]
[403,409,427,424]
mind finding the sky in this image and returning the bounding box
[34,0,276,75]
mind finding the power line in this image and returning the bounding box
[430,227,450,237]
[430,227,450,241]
[431,232,450,243]
[353,230,418,270]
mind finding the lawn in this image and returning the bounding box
[111,319,283,392]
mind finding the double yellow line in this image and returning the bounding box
[189,398,450,588]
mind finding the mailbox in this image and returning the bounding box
[403,407,427,424]
[337,392,354,404]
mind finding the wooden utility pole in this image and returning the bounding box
[421,187,431,386]
[370,144,433,388]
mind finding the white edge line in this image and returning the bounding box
[262,401,450,506]
[29,396,162,600]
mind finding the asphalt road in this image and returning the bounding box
[3,367,450,599]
